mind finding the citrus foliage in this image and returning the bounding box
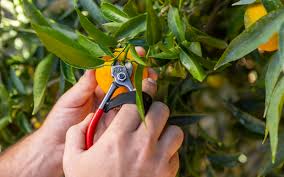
[1,0,284,176]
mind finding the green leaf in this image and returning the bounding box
[0,116,12,131]
[258,132,284,176]
[164,61,187,79]
[130,46,147,65]
[0,84,10,117]
[21,0,50,26]
[279,22,284,62]
[215,9,284,69]
[264,54,282,117]
[208,153,246,168]
[262,0,283,12]
[101,2,129,22]
[151,51,179,60]
[183,41,216,69]
[76,9,116,47]
[17,113,33,133]
[77,33,107,57]
[10,68,26,94]
[265,23,284,117]
[0,129,16,144]
[224,102,265,135]
[168,6,185,42]
[179,47,206,82]
[186,26,228,49]
[33,54,54,115]
[115,14,147,40]
[189,42,202,57]
[146,0,162,45]
[60,61,76,85]
[79,0,105,24]
[102,22,122,33]
[232,0,256,6]
[134,64,145,120]
[32,24,104,69]
[150,47,179,59]
[123,0,139,17]
[193,35,228,50]
[266,76,284,162]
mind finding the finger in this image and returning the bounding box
[65,113,94,154]
[57,70,97,108]
[169,152,180,176]
[135,46,146,57]
[142,78,157,98]
[148,68,158,81]
[92,110,117,142]
[137,102,170,140]
[95,85,106,103]
[107,78,158,133]
[158,125,184,159]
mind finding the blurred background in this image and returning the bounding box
[0,0,284,176]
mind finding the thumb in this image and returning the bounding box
[65,113,94,154]
[57,70,97,108]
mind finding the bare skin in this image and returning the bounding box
[64,101,184,177]
[0,47,184,177]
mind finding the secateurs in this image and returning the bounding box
[85,61,152,149]
[85,61,202,149]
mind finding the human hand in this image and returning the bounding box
[33,47,157,177]
[39,47,157,145]
[63,83,184,177]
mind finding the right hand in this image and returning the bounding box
[63,79,184,177]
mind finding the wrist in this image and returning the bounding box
[28,129,65,177]
[35,126,65,161]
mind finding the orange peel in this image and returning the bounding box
[96,48,148,97]
[244,3,278,52]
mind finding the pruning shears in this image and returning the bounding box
[85,61,202,149]
[85,61,152,149]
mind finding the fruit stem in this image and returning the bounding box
[122,45,131,63]
[112,44,130,62]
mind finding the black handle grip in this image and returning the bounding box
[104,91,152,114]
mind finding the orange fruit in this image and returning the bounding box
[96,48,149,97]
[244,3,278,52]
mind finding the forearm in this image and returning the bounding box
[0,129,64,177]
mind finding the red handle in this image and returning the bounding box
[85,108,104,149]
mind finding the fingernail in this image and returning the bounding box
[135,46,146,57]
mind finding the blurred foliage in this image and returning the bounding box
[1,0,284,176]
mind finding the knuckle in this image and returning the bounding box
[121,104,138,113]
[66,125,78,137]
[143,78,157,90]
[143,135,155,147]
[139,135,155,156]
[112,132,126,146]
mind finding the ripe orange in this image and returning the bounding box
[244,3,278,52]
[96,48,149,97]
